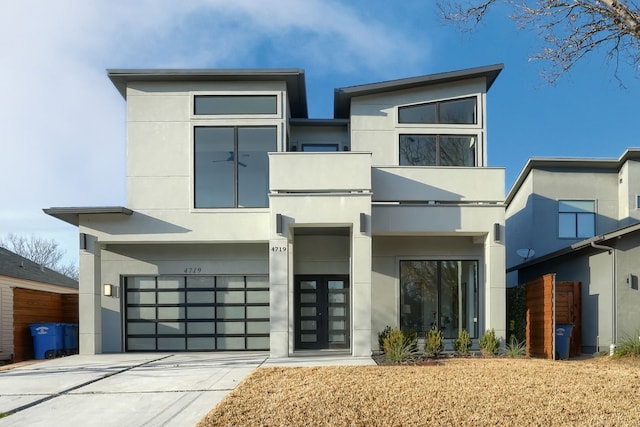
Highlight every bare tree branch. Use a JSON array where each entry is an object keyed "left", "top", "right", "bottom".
[
  {"left": 438, "top": 0, "right": 640, "bottom": 83},
  {"left": 1, "top": 233, "right": 78, "bottom": 280}
]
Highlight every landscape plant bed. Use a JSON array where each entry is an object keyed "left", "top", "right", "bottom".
[{"left": 198, "top": 357, "right": 640, "bottom": 426}]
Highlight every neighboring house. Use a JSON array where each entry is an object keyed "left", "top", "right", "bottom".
[
  {"left": 506, "top": 148, "right": 640, "bottom": 353},
  {"left": 0, "top": 247, "right": 78, "bottom": 362},
  {"left": 45, "top": 64, "right": 506, "bottom": 357}
]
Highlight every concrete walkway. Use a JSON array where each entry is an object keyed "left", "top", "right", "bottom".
[{"left": 0, "top": 352, "right": 374, "bottom": 426}]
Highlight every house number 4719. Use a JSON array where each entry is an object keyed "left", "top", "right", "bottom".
[{"left": 271, "top": 246, "right": 287, "bottom": 253}]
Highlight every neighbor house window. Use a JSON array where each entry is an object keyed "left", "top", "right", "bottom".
[
  {"left": 194, "top": 126, "right": 277, "bottom": 208},
  {"left": 399, "top": 135, "right": 476, "bottom": 166},
  {"left": 400, "top": 260, "right": 479, "bottom": 339},
  {"left": 398, "top": 97, "right": 476, "bottom": 124},
  {"left": 558, "top": 200, "right": 595, "bottom": 238},
  {"left": 194, "top": 95, "right": 278, "bottom": 115}
]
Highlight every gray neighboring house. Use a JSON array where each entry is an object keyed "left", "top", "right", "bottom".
[
  {"left": 0, "top": 247, "right": 78, "bottom": 362},
  {"left": 506, "top": 148, "right": 640, "bottom": 354},
  {"left": 45, "top": 65, "right": 507, "bottom": 357}
]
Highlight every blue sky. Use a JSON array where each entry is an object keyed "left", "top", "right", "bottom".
[{"left": 2, "top": 0, "right": 638, "bottom": 266}]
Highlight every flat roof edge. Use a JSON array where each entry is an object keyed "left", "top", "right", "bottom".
[{"left": 43, "top": 206, "right": 133, "bottom": 227}]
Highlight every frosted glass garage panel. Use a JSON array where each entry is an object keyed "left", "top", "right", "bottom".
[
  {"left": 217, "top": 337, "right": 245, "bottom": 350},
  {"left": 247, "top": 337, "right": 269, "bottom": 350},
  {"left": 158, "top": 277, "right": 185, "bottom": 289},
  {"left": 129, "top": 277, "right": 156, "bottom": 289},
  {"left": 217, "top": 306, "right": 245, "bottom": 319},
  {"left": 158, "top": 338, "right": 186, "bottom": 351},
  {"left": 157, "top": 307, "right": 185, "bottom": 319},
  {"left": 247, "top": 321, "right": 270, "bottom": 334},
  {"left": 217, "top": 290, "right": 244, "bottom": 304},
  {"left": 128, "top": 338, "right": 156, "bottom": 351},
  {"left": 187, "top": 322, "right": 214, "bottom": 334},
  {"left": 217, "top": 322, "right": 245, "bottom": 334},
  {"left": 217, "top": 276, "right": 245, "bottom": 288},
  {"left": 187, "top": 337, "right": 215, "bottom": 350},
  {"left": 128, "top": 307, "right": 155, "bottom": 320},
  {"left": 158, "top": 292, "right": 184, "bottom": 304},
  {"left": 246, "top": 276, "right": 269, "bottom": 288},
  {"left": 128, "top": 292, "right": 155, "bottom": 304},
  {"left": 157, "top": 322, "right": 185, "bottom": 334},
  {"left": 247, "top": 306, "right": 269, "bottom": 318},
  {"left": 187, "top": 306, "right": 215, "bottom": 318},
  {"left": 127, "top": 322, "right": 156, "bottom": 335},
  {"left": 247, "top": 291, "right": 269, "bottom": 304},
  {"left": 187, "top": 291, "right": 215, "bottom": 303},
  {"left": 187, "top": 277, "right": 215, "bottom": 288}
]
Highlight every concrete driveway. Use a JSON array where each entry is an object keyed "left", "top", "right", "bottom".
[
  {"left": 0, "top": 352, "right": 268, "bottom": 427},
  {"left": 0, "top": 352, "right": 374, "bottom": 426}
]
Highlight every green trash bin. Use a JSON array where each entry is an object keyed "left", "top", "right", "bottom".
[{"left": 555, "top": 323, "right": 574, "bottom": 360}]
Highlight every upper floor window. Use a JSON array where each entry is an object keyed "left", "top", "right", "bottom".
[
  {"left": 194, "top": 95, "right": 277, "bottom": 115},
  {"left": 398, "top": 97, "right": 477, "bottom": 125},
  {"left": 558, "top": 200, "right": 595, "bottom": 238},
  {"left": 399, "top": 135, "right": 476, "bottom": 166},
  {"left": 194, "top": 126, "right": 277, "bottom": 208}
]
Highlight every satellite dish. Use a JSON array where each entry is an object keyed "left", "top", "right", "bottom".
[{"left": 516, "top": 248, "right": 535, "bottom": 260}]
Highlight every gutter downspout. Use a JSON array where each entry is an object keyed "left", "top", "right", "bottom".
[{"left": 591, "top": 241, "right": 616, "bottom": 350}]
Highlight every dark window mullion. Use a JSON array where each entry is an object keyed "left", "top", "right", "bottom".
[{"left": 233, "top": 127, "right": 239, "bottom": 208}]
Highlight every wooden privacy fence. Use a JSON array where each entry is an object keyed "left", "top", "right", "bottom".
[
  {"left": 13, "top": 288, "right": 79, "bottom": 362},
  {"left": 526, "top": 274, "right": 581, "bottom": 359}
]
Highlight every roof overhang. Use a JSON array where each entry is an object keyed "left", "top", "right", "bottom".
[
  {"left": 333, "top": 63, "right": 504, "bottom": 118},
  {"left": 107, "top": 68, "right": 308, "bottom": 118},
  {"left": 43, "top": 206, "right": 133, "bottom": 227},
  {"left": 506, "top": 148, "right": 640, "bottom": 206},
  {"left": 507, "top": 221, "right": 640, "bottom": 272}
]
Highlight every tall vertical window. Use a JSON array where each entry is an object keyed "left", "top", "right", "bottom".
[
  {"left": 558, "top": 200, "right": 595, "bottom": 238},
  {"left": 400, "top": 260, "right": 478, "bottom": 339},
  {"left": 194, "top": 126, "right": 276, "bottom": 208},
  {"left": 399, "top": 135, "right": 476, "bottom": 166}
]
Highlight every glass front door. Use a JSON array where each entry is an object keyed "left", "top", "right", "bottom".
[{"left": 295, "top": 275, "right": 349, "bottom": 350}]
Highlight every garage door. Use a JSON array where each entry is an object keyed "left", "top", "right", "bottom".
[{"left": 124, "top": 275, "right": 269, "bottom": 351}]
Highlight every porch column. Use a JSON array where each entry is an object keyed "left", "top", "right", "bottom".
[
  {"left": 269, "top": 238, "right": 289, "bottom": 357},
  {"left": 78, "top": 235, "right": 101, "bottom": 354},
  {"left": 485, "top": 233, "right": 506, "bottom": 341},
  {"left": 352, "top": 231, "right": 372, "bottom": 356}
]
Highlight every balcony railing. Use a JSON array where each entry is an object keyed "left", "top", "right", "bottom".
[{"left": 269, "top": 152, "right": 372, "bottom": 193}]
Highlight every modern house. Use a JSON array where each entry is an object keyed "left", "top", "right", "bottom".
[
  {"left": 45, "top": 64, "right": 506, "bottom": 357},
  {"left": 0, "top": 247, "right": 78, "bottom": 362},
  {"left": 506, "top": 148, "right": 640, "bottom": 353}
]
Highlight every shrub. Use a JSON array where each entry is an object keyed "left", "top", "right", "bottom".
[
  {"left": 504, "top": 335, "right": 526, "bottom": 358},
  {"left": 453, "top": 329, "right": 472, "bottom": 356},
  {"left": 383, "top": 327, "right": 417, "bottom": 363},
  {"left": 479, "top": 328, "right": 500, "bottom": 356},
  {"left": 377, "top": 326, "right": 393, "bottom": 352},
  {"left": 613, "top": 335, "right": 640, "bottom": 358},
  {"left": 424, "top": 327, "right": 444, "bottom": 357},
  {"left": 403, "top": 328, "right": 418, "bottom": 352}
]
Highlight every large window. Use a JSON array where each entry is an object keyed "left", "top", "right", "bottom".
[
  {"left": 558, "top": 200, "right": 595, "bottom": 238},
  {"left": 399, "top": 135, "right": 476, "bottom": 166},
  {"left": 400, "top": 260, "right": 478, "bottom": 339},
  {"left": 194, "top": 95, "right": 277, "bottom": 115},
  {"left": 194, "top": 126, "right": 277, "bottom": 208},
  {"left": 398, "top": 97, "right": 476, "bottom": 124}
]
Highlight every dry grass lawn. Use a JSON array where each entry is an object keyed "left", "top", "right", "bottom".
[{"left": 197, "top": 357, "right": 640, "bottom": 427}]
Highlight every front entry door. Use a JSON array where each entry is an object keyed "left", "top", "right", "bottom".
[{"left": 295, "top": 275, "right": 349, "bottom": 350}]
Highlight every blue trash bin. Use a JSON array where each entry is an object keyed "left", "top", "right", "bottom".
[
  {"left": 63, "top": 323, "right": 79, "bottom": 355},
  {"left": 30, "top": 322, "right": 64, "bottom": 359},
  {"left": 555, "top": 323, "right": 574, "bottom": 360}
]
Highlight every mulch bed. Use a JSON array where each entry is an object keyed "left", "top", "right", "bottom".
[{"left": 197, "top": 356, "right": 640, "bottom": 426}]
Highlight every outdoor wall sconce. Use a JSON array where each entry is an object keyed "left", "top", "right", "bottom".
[
  {"left": 360, "top": 213, "right": 367, "bottom": 233},
  {"left": 276, "top": 213, "right": 283, "bottom": 234},
  {"left": 103, "top": 284, "right": 114, "bottom": 297},
  {"left": 494, "top": 223, "right": 501, "bottom": 242}
]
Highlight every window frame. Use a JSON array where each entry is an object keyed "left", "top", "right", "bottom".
[
  {"left": 398, "top": 133, "right": 478, "bottom": 167},
  {"left": 397, "top": 96, "right": 479, "bottom": 127},
  {"left": 191, "top": 92, "right": 282, "bottom": 120},
  {"left": 398, "top": 259, "right": 480, "bottom": 339},
  {"left": 558, "top": 200, "right": 596, "bottom": 239},
  {"left": 193, "top": 125, "right": 278, "bottom": 209}
]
